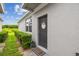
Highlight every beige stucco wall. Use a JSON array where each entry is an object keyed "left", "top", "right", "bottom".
[
  {"left": 32, "top": 3, "right": 79, "bottom": 56},
  {"left": 18, "top": 19, "right": 26, "bottom": 32},
  {"left": 0, "top": 20, "right": 2, "bottom": 32}
]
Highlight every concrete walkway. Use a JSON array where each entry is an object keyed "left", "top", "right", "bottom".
[
  {"left": 23, "top": 49, "right": 37, "bottom": 56},
  {"left": 18, "top": 47, "right": 36, "bottom": 56},
  {"left": 23, "top": 48, "right": 48, "bottom": 56},
  {"left": 0, "top": 43, "right": 5, "bottom": 52}
]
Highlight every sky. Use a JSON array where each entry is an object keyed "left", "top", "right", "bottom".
[{"left": 0, "top": 3, "right": 27, "bottom": 25}]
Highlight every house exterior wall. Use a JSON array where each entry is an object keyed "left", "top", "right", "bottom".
[
  {"left": 32, "top": 5, "right": 48, "bottom": 48},
  {"left": 0, "top": 20, "right": 2, "bottom": 32},
  {"left": 48, "top": 3, "right": 79, "bottom": 56},
  {"left": 32, "top": 3, "right": 79, "bottom": 56},
  {"left": 18, "top": 19, "right": 26, "bottom": 32}
]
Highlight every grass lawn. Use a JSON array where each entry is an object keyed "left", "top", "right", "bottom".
[
  {"left": 2, "top": 31, "right": 22, "bottom": 56},
  {"left": 2, "top": 28, "right": 19, "bottom": 32}
]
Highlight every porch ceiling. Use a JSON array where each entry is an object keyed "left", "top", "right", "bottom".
[
  {"left": 22, "top": 3, "right": 40, "bottom": 11},
  {"left": 0, "top": 3, "right": 4, "bottom": 13}
]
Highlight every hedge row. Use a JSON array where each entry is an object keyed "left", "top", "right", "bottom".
[
  {"left": 0, "top": 32, "right": 7, "bottom": 43},
  {"left": 15, "top": 31, "right": 32, "bottom": 49},
  {"left": 2, "top": 25, "right": 18, "bottom": 29}
]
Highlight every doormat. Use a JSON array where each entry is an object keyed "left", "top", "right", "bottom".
[{"left": 32, "top": 47, "right": 46, "bottom": 56}]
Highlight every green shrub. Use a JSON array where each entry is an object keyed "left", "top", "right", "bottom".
[
  {"left": 0, "top": 32, "right": 7, "bottom": 43},
  {"left": 15, "top": 31, "right": 32, "bottom": 49},
  {"left": 15, "top": 31, "right": 22, "bottom": 41},
  {"left": 21, "top": 33, "right": 32, "bottom": 49}
]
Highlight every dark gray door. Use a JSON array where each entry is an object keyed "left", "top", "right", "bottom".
[{"left": 38, "top": 15, "right": 47, "bottom": 49}]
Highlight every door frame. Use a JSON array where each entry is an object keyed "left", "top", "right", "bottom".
[{"left": 37, "top": 14, "right": 48, "bottom": 53}]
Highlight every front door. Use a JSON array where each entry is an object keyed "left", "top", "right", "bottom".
[{"left": 38, "top": 15, "right": 47, "bottom": 49}]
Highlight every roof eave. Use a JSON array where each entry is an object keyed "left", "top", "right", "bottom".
[
  {"left": 18, "top": 3, "right": 48, "bottom": 23},
  {"left": 22, "top": 3, "right": 41, "bottom": 12},
  {"left": 17, "top": 11, "right": 30, "bottom": 23},
  {"left": 0, "top": 3, "right": 4, "bottom": 13}
]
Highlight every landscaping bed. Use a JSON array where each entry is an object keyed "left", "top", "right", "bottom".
[
  {"left": 0, "top": 28, "right": 32, "bottom": 56},
  {"left": 1, "top": 31, "right": 22, "bottom": 56},
  {"left": 14, "top": 31, "right": 32, "bottom": 49}
]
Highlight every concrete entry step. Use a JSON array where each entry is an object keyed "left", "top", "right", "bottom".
[{"left": 32, "top": 47, "right": 46, "bottom": 56}]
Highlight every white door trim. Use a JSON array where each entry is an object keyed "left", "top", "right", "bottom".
[{"left": 37, "top": 45, "right": 48, "bottom": 53}]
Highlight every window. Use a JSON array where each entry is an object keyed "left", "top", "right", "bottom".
[
  {"left": 26, "top": 26, "right": 29, "bottom": 31},
  {"left": 26, "top": 19, "right": 32, "bottom": 32}
]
